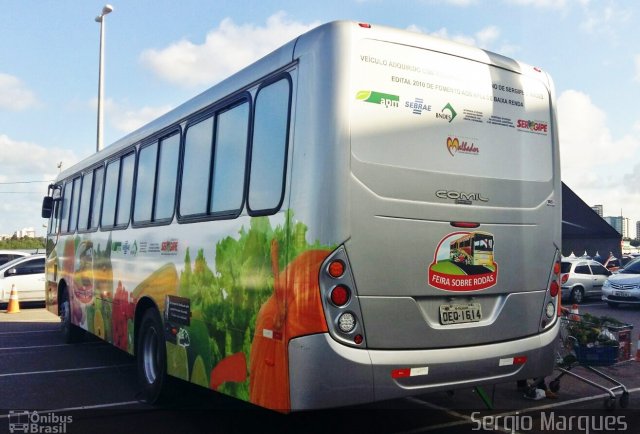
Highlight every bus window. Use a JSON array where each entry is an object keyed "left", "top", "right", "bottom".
[
  {"left": 101, "top": 159, "right": 120, "bottom": 228},
  {"left": 180, "top": 117, "right": 213, "bottom": 217},
  {"left": 67, "top": 177, "right": 81, "bottom": 233},
  {"left": 248, "top": 78, "right": 291, "bottom": 214},
  {"left": 116, "top": 152, "right": 135, "bottom": 227},
  {"left": 154, "top": 132, "right": 180, "bottom": 221},
  {"left": 59, "top": 182, "right": 71, "bottom": 234},
  {"left": 211, "top": 102, "right": 249, "bottom": 215},
  {"left": 90, "top": 167, "right": 104, "bottom": 230},
  {"left": 134, "top": 142, "right": 158, "bottom": 223},
  {"left": 77, "top": 172, "right": 94, "bottom": 231}
]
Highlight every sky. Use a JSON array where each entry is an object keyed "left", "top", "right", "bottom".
[{"left": 1, "top": 0, "right": 639, "bottom": 239}]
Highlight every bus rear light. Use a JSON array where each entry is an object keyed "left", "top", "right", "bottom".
[
  {"left": 338, "top": 312, "right": 356, "bottom": 333},
  {"left": 545, "top": 302, "right": 555, "bottom": 318},
  {"left": 450, "top": 221, "right": 480, "bottom": 228},
  {"left": 553, "top": 262, "right": 561, "bottom": 275},
  {"left": 327, "top": 260, "right": 345, "bottom": 278},
  {"left": 358, "top": 23, "right": 372, "bottom": 28},
  {"left": 320, "top": 246, "right": 367, "bottom": 347},
  {"left": 549, "top": 281, "right": 559, "bottom": 297},
  {"left": 330, "top": 285, "right": 350, "bottom": 306}
]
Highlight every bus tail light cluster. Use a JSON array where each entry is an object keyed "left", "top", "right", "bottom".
[
  {"left": 319, "top": 246, "right": 366, "bottom": 348},
  {"left": 540, "top": 250, "right": 561, "bottom": 330}
]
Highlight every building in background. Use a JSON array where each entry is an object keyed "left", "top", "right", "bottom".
[
  {"left": 15, "top": 227, "right": 36, "bottom": 238},
  {"left": 591, "top": 204, "right": 603, "bottom": 217},
  {"left": 603, "top": 216, "right": 630, "bottom": 239},
  {"left": 636, "top": 221, "right": 640, "bottom": 240}
]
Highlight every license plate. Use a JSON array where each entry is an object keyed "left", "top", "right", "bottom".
[
  {"left": 439, "top": 303, "right": 482, "bottom": 325},
  {"left": 615, "top": 291, "right": 630, "bottom": 297}
]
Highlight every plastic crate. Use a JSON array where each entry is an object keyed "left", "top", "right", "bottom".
[
  {"left": 574, "top": 344, "right": 618, "bottom": 366},
  {"left": 605, "top": 324, "right": 634, "bottom": 361}
]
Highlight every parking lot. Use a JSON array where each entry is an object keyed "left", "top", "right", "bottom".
[{"left": 0, "top": 301, "right": 638, "bottom": 434}]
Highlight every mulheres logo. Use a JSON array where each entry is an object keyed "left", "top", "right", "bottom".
[
  {"left": 447, "top": 137, "right": 479, "bottom": 156},
  {"left": 356, "top": 90, "right": 399, "bottom": 108}
]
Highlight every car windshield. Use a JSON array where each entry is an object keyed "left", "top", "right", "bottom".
[{"left": 620, "top": 258, "right": 640, "bottom": 274}]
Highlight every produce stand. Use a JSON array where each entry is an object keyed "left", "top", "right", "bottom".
[{"left": 549, "top": 312, "right": 633, "bottom": 409}]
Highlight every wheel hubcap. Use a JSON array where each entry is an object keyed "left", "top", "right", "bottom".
[{"left": 142, "top": 327, "right": 158, "bottom": 384}]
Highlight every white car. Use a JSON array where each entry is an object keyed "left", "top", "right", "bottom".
[
  {"left": 602, "top": 257, "right": 640, "bottom": 307},
  {"left": 0, "top": 249, "right": 31, "bottom": 267},
  {"left": 0, "top": 254, "right": 46, "bottom": 303}
]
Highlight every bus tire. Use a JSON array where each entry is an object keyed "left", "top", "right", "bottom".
[
  {"left": 137, "top": 308, "right": 169, "bottom": 404},
  {"left": 60, "top": 288, "right": 84, "bottom": 344}
]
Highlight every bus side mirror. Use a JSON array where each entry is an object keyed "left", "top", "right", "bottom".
[{"left": 42, "top": 196, "right": 53, "bottom": 219}]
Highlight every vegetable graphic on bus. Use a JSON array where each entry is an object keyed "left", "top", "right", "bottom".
[{"left": 429, "top": 231, "right": 498, "bottom": 291}]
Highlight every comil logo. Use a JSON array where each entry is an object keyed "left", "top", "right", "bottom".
[{"left": 517, "top": 119, "right": 548, "bottom": 134}]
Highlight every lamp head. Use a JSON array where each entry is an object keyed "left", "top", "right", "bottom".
[{"left": 102, "top": 5, "right": 114, "bottom": 15}]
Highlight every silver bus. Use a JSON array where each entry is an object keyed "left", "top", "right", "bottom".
[{"left": 42, "top": 21, "right": 562, "bottom": 412}]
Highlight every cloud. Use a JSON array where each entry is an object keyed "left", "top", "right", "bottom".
[
  {"left": 408, "top": 24, "right": 515, "bottom": 54},
  {"left": 0, "top": 73, "right": 39, "bottom": 111},
  {"left": 88, "top": 97, "right": 174, "bottom": 134},
  {"left": 0, "top": 134, "right": 78, "bottom": 236},
  {"left": 504, "top": 0, "right": 570, "bottom": 8},
  {"left": 140, "top": 12, "right": 320, "bottom": 89},
  {"left": 635, "top": 54, "right": 640, "bottom": 82},
  {"left": 558, "top": 90, "right": 640, "bottom": 225}
]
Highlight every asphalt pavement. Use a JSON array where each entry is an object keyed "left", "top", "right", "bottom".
[{"left": 0, "top": 302, "right": 638, "bottom": 434}]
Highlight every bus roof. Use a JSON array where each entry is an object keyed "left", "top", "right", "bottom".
[{"left": 56, "top": 20, "right": 552, "bottom": 182}]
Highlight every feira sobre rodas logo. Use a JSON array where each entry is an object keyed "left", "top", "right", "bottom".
[{"left": 428, "top": 231, "right": 498, "bottom": 291}]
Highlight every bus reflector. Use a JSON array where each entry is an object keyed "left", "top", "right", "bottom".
[
  {"left": 391, "top": 367, "right": 429, "bottom": 378},
  {"left": 354, "top": 334, "right": 363, "bottom": 345},
  {"left": 499, "top": 356, "right": 527, "bottom": 366}
]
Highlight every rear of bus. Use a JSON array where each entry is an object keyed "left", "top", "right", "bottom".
[{"left": 289, "top": 23, "right": 561, "bottom": 409}]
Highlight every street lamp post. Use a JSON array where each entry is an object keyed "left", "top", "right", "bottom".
[{"left": 95, "top": 4, "right": 114, "bottom": 153}]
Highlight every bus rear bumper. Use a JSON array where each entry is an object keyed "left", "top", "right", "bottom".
[{"left": 288, "top": 321, "right": 558, "bottom": 411}]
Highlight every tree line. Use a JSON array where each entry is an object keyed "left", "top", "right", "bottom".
[{"left": 0, "top": 236, "right": 46, "bottom": 251}]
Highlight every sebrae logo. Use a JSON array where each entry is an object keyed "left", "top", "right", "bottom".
[
  {"left": 447, "top": 137, "right": 479, "bottom": 156},
  {"left": 356, "top": 90, "right": 399, "bottom": 108}
]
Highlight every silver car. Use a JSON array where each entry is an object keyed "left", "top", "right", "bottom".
[
  {"left": 602, "top": 257, "right": 640, "bottom": 307},
  {"left": 561, "top": 259, "right": 612, "bottom": 304}
]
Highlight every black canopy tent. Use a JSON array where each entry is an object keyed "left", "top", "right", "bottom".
[{"left": 562, "top": 183, "right": 622, "bottom": 260}]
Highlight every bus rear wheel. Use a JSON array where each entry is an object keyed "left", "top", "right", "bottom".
[
  {"left": 137, "top": 308, "right": 169, "bottom": 404},
  {"left": 59, "top": 288, "right": 84, "bottom": 344}
]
